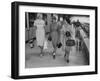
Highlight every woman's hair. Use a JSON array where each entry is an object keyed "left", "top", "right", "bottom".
[
  {"left": 65, "top": 31, "right": 71, "bottom": 37},
  {"left": 52, "top": 16, "right": 56, "bottom": 20},
  {"left": 63, "top": 16, "right": 71, "bottom": 25},
  {"left": 37, "top": 13, "right": 43, "bottom": 19}
]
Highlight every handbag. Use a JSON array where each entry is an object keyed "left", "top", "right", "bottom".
[
  {"left": 48, "top": 35, "right": 52, "bottom": 41},
  {"left": 57, "top": 42, "right": 62, "bottom": 48},
  {"left": 66, "top": 39, "right": 75, "bottom": 46}
]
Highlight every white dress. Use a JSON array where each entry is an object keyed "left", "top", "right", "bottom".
[{"left": 34, "top": 19, "right": 45, "bottom": 47}]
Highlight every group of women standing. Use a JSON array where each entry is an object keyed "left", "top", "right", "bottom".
[{"left": 34, "top": 13, "right": 75, "bottom": 63}]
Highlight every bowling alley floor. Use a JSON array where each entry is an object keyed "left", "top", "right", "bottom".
[{"left": 25, "top": 43, "right": 89, "bottom": 68}]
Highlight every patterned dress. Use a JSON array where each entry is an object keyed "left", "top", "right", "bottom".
[
  {"left": 61, "top": 22, "right": 73, "bottom": 51},
  {"left": 34, "top": 19, "right": 45, "bottom": 47}
]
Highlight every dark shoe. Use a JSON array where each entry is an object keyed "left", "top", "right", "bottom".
[
  {"left": 57, "top": 42, "right": 62, "bottom": 48},
  {"left": 53, "top": 53, "right": 56, "bottom": 59},
  {"left": 64, "top": 54, "right": 66, "bottom": 57},
  {"left": 66, "top": 59, "right": 69, "bottom": 63}
]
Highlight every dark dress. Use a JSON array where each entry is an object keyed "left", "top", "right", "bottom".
[
  {"left": 50, "top": 22, "right": 59, "bottom": 48},
  {"left": 74, "top": 21, "right": 81, "bottom": 39}
]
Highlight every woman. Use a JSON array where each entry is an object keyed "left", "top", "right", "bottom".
[
  {"left": 64, "top": 31, "right": 73, "bottom": 63},
  {"left": 34, "top": 13, "right": 45, "bottom": 57},
  {"left": 60, "top": 18, "right": 68, "bottom": 50},
  {"left": 58, "top": 17, "right": 64, "bottom": 46},
  {"left": 62, "top": 18, "right": 74, "bottom": 63},
  {"left": 74, "top": 20, "right": 81, "bottom": 51},
  {"left": 50, "top": 16, "right": 60, "bottom": 59}
]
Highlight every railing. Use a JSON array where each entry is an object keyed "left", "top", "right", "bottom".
[{"left": 79, "top": 27, "right": 89, "bottom": 52}]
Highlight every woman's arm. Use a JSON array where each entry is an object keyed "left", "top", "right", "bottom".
[
  {"left": 33, "top": 20, "right": 37, "bottom": 30},
  {"left": 44, "top": 21, "right": 46, "bottom": 31}
]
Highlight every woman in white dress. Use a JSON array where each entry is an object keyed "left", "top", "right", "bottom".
[{"left": 34, "top": 13, "right": 45, "bottom": 56}]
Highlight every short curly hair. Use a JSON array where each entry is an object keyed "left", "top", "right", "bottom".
[{"left": 65, "top": 31, "right": 71, "bottom": 37}]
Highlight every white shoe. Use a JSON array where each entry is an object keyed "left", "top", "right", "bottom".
[
  {"left": 40, "top": 54, "right": 43, "bottom": 57},
  {"left": 53, "top": 53, "right": 55, "bottom": 55}
]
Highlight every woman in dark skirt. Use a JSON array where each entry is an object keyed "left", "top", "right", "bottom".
[
  {"left": 74, "top": 20, "right": 81, "bottom": 51},
  {"left": 64, "top": 31, "right": 73, "bottom": 63},
  {"left": 50, "top": 16, "right": 60, "bottom": 59},
  {"left": 63, "top": 21, "right": 75, "bottom": 63}
]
